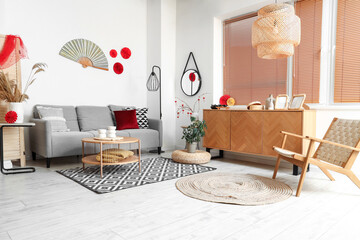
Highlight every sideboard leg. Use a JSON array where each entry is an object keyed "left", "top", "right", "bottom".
[
  {"left": 293, "top": 164, "right": 310, "bottom": 175},
  {"left": 46, "top": 158, "right": 51, "bottom": 168},
  {"left": 219, "top": 150, "right": 224, "bottom": 158},
  {"left": 32, "top": 152, "right": 36, "bottom": 160},
  {"left": 206, "top": 148, "right": 224, "bottom": 159}
]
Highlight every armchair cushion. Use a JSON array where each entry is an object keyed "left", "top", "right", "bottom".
[{"left": 274, "top": 147, "right": 296, "bottom": 158}]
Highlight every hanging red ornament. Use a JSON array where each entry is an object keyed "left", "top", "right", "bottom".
[
  {"left": 5, "top": 111, "right": 17, "bottom": 123},
  {"left": 109, "top": 49, "right": 117, "bottom": 58},
  {"left": 121, "top": 47, "right": 131, "bottom": 59},
  {"left": 113, "top": 62, "right": 124, "bottom": 74}
]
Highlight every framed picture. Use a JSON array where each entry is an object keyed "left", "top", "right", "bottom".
[
  {"left": 289, "top": 94, "right": 306, "bottom": 110},
  {"left": 274, "top": 94, "right": 289, "bottom": 109}
]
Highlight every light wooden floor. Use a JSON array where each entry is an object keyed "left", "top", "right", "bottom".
[{"left": 1, "top": 152, "right": 360, "bottom": 240}]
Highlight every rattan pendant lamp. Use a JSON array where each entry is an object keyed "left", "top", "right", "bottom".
[{"left": 252, "top": 2, "right": 301, "bottom": 59}]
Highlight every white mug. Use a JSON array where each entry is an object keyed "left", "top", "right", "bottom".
[
  {"left": 98, "top": 133, "right": 106, "bottom": 138},
  {"left": 107, "top": 126, "right": 116, "bottom": 131},
  {"left": 98, "top": 129, "right": 106, "bottom": 134}
]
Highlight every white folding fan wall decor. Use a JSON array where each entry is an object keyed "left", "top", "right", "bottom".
[{"left": 59, "top": 38, "right": 109, "bottom": 71}]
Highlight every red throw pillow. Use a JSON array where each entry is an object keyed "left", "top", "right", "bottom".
[{"left": 114, "top": 110, "right": 139, "bottom": 130}]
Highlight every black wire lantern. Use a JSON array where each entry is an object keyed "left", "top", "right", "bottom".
[{"left": 146, "top": 65, "right": 162, "bottom": 119}]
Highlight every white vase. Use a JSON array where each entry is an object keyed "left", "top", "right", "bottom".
[
  {"left": 265, "top": 94, "right": 275, "bottom": 110},
  {"left": 9, "top": 102, "right": 24, "bottom": 123}
]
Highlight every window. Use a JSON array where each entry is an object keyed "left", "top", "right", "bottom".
[
  {"left": 293, "top": 0, "right": 322, "bottom": 103},
  {"left": 223, "top": 14, "right": 287, "bottom": 105},
  {"left": 334, "top": 0, "right": 360, "bottom": 103}
]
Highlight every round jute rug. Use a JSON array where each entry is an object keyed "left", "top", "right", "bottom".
[{"left": 176, "top": 173, "right": 293, "bottom": 205}]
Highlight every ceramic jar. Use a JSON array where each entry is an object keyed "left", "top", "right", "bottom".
[{"left": 265, "top": 94, "right": 275, "bottom": 110}]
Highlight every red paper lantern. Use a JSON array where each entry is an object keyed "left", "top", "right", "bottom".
[
  {"left": 113, "top": 62, "right": 124, "bottom": 74},
  {"left": 109, "top": 49, "right": 117, "bottom": 58},
  {"left": 5, "top": 111, "right": 17, "bottom": 123},
  {"left": 121, "top": 47, "right": 131, "bottom": 59},
  {"left": 220, "top": 95, "right": 231, "bottom": 105}
]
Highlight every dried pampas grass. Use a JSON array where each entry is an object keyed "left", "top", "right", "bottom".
[{"left": 0, "top": 63, "right": 47, "bottom": 102}]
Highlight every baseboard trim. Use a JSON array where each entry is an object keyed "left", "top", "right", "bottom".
[{"left": 223, "top": 151, "right": 292, "bottom": 169}]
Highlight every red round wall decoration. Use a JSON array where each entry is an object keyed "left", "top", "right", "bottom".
[
  {"left": 121, "top": 47, "right": 131, "bottom": 59},
  {"left": 113, "top": 62, "right": 124, "bottom": 74},
  {"left": 109, "top": 49, "right": 117, "bottom": 58}
]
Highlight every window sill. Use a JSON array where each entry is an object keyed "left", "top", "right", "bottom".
[{"left": 307, "top": 104, "right": 360, "bottom": 111}]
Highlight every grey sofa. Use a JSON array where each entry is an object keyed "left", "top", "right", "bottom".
[{"left": 30, "top": 105, "right": 162, "bottom": 168}]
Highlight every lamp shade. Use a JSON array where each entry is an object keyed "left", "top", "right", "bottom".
[
  {"left": 146, "top": 72, "right": 160, "bottom": 91},
  {"left": 252, "top": 3, "right": 301, "bottom": 59}
]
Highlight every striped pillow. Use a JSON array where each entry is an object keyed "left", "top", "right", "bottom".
[{"left": 36, "top": 106, "right": 69, "bottom": 132}]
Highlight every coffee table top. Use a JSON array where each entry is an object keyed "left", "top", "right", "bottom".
[{"left": 82, "top": 137, "right": 139, "bottom": 144}]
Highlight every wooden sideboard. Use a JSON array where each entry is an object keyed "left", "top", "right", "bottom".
[{"left": 203, "top": 109, "right": 316, "bottom": 158}]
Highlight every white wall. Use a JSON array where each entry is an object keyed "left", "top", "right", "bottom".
[
  {"left": 147, "top": 0, "right": 162, "bottom": 120},
  {"left": 1, "top": 0, "right": 149, "bottom": 157},
  {"left": 2, "top": 0, "right": 148, "bottom": 118},
  {"left": 175, "top": 0, "right": 274, "bottom": 149}
]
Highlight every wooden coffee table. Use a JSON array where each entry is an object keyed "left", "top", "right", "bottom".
[{"left": 81, "top": 137, "right": 141, "bottom": 178}]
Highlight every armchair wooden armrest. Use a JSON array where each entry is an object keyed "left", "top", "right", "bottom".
[
  {"left": 305, "top": 136, "right": 360, "bottom": 152},
  {"left": 280, "top": 131, "right": 308, "bottom": 140}
]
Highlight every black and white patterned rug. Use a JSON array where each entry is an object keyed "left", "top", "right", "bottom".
[{"left": 57, "top": 157, "right": 216, "bottom": 194}]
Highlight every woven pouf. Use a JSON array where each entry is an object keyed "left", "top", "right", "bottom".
[{"left": 171, "top": 150, "right": 211, "bottom": 164}]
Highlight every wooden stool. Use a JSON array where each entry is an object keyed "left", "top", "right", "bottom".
[{"left": 171, "top": 150, "right": 211, "bottom": 164}]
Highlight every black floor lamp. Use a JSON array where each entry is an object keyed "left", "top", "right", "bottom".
[{"left": 147, "top": 65, "right": 164, "bottom": 153}]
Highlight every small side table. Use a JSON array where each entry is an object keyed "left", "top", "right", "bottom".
[{"left": 0, "top": 123, "right": 36, "bottom": 175}]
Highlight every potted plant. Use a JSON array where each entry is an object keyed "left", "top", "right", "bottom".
[
  {"left": 0, "top": 63, "right": 47, "bottom": 122},
  {"left": 182, "top": 116, "right": 207, "bottom": 153}
]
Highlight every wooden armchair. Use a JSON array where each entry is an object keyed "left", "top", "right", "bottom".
[{"left": 272, "top": 118, "right": 360, "bottom": 197}]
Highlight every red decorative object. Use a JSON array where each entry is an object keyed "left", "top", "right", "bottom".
[
  {"left": 189, "top": 72, "right": 196, "bottom": 82},
  {"left": 175, "top": 93, "right": 209, "bottom": 119},
  {"left": 5, "top": 111, "right": 17, "bottom": 123},
  {"left": 109, "top": 49, "right": 117, "bottom": 58},
  {"left": 114, "top": 110, "right": 139, "bottom": 130},
  {"left": 0, "top": 35, "right": 28, "bottom": 69},
  {"left": 113, "top": 62, "right": 124, "bottom": 74},
  {"left": 121, "top": 47, "right": 131, "bottom": 59},
  {"left": 220, "top": 95, "right": 231, "bottom": 105}
]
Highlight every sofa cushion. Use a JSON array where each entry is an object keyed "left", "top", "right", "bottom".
[
  {"left": 126, "top": 107, "right": 149, "bottom": 129},
  {"left": 108, "top": 105, "right": 135, "bottom": 124},
  {"left": 123, "top": 129, "right": 159, "bottom": 149},
  {"left": 114, "top": 110, "right": 139, "bottom": 130},
  {"left": 33, "top": 105, "right": 80, "bottom": 131},
  {"left": 76, "top": 106, "right": 114, "bottom": 131},
  {"left": 51, "top": 131, "right": 94, "bottom": 157},
  {"left": 87, "top": 130, "right": 130, "bottom": 138},
  {"left": 36, "top": 106, "right": 69, "bottom": 132}
]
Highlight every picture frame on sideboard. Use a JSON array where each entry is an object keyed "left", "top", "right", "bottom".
[
  {"left": 274, "top": 94, "right": 289, "bottom": 110},
  {"left": 289, "top": 94, "right": 306, "bottom": 110}
]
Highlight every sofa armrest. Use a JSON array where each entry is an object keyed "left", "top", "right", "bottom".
[
  {"left": 29, "top": 119, "right": 52, "bottom": 158},
  {"left": 148, "top": 118, "right": 163, "bottom": 146}
]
